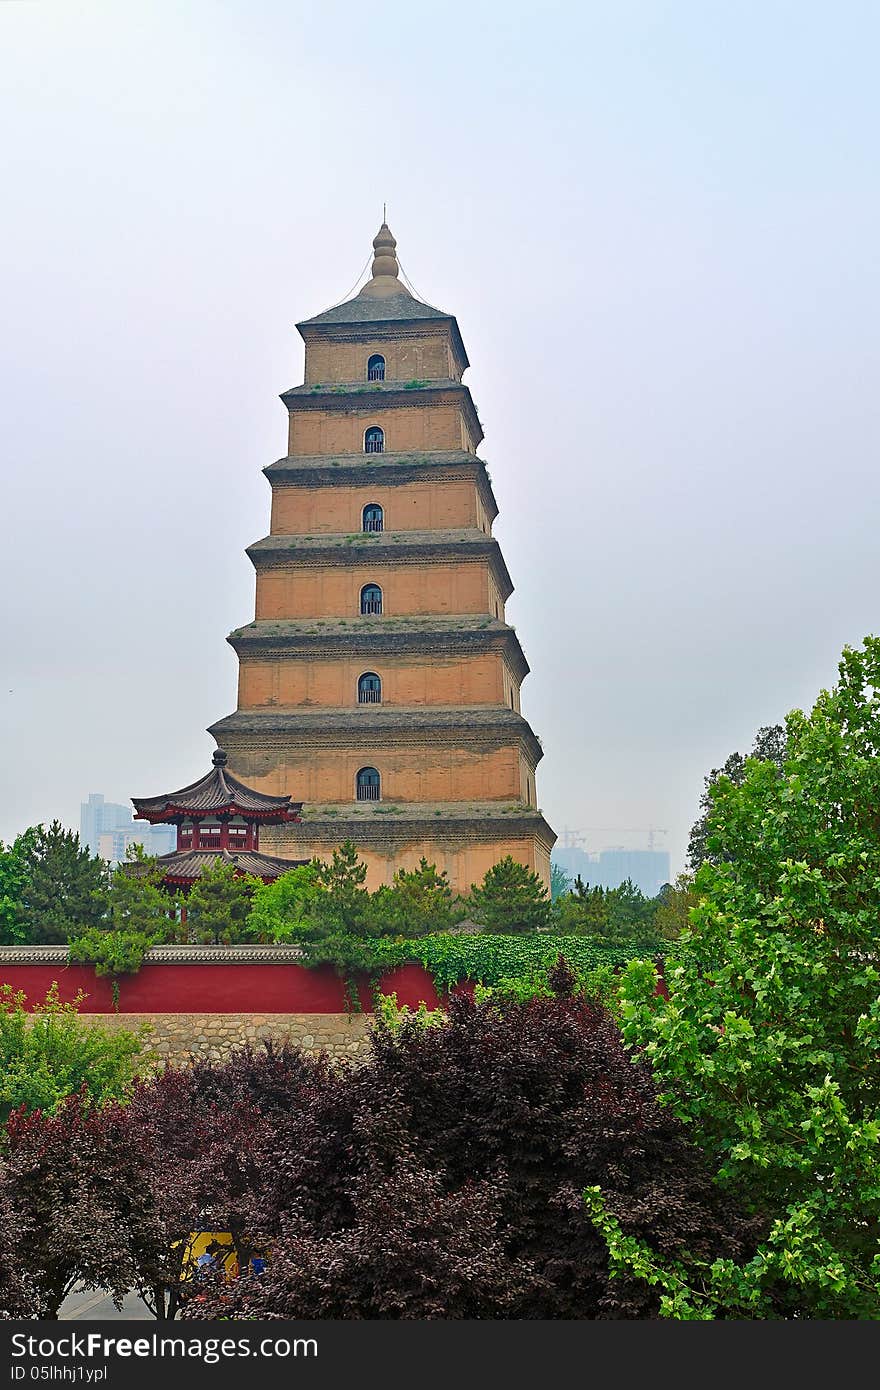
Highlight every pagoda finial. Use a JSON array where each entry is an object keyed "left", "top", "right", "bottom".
[{"left": 361, "top": 219, "right": 401, "bottom": 299}]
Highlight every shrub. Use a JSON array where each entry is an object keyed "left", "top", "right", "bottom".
[
  {"left": 69, "top": 852, "right": 176, "bottom": 989},
  {"left": 186, "top": 987, "right": 756, "bottom": 1319},
  {"left": 370, "top": 859, "right": 461, "bottom": 937},
  {"left": 248, "top": 863, "right": 322, "bottom": 943},
  {"left": 0, "top": 984, "right": 141, "bottom": 1120},
  {"left": 118, "top": 1045, "right": 331, "bottom": 1318},
  {"left": 3, "top": 1095, "right": 143, "bottom": 1317}
]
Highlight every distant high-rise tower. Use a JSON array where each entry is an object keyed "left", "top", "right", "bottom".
[
  {"left": 80, "top": 793, "right": 133, "bottom": 856},
  {"left": 210, "top": 222, "right": 556, "bottom": 890}
]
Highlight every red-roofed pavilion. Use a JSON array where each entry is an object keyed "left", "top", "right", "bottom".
[{"left": 132, "top": 749, "right": 306, "bottom": 889}]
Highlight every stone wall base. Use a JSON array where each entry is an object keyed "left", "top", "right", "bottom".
[{"left": 82, "top": 1012, "right": 374, "bottom": 1068}]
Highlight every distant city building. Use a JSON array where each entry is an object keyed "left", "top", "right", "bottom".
[
  {"left": 97, "top": 825, "right": 177, "bottom": 866},
  {"left": 552, "top": 846, "right": 671, "bottom": 899},
  {"left": 80, "top": 793, "right": 135, "bottom": 856},
  {"left": 81, "top": 793, "right": 175, "bottom": 865}
]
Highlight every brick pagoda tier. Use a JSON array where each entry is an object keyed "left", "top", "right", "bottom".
[{"left": 210, "top": 222, "right": 556, "bottom": 891}]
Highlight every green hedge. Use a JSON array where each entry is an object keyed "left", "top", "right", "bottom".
[{"left": 371, "top": 933, "right": 664, "bottom": 992}]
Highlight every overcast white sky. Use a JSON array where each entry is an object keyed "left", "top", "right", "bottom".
[{"left": 2, "top": 0, "right": 878, "bottom": 873}]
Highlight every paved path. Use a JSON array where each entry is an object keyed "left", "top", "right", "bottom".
[{"left": 57, "top": 1286, "right": 151, "bottom": 1320}]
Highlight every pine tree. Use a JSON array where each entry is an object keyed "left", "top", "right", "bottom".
[
  {"left": 372, "top": 858, "right": 459, "bottom": 937},
  {"left": 467, "top": 856, "right": 551, "bottom": 934},
  {"left": 18, "top": 822, "right": 107, "bottom": 944},
  {"left": 185, "top": 861, "right": 260, "bottom": 945}
]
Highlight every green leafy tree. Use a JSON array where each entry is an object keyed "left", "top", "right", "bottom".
[
  {"left": 0, "top": 984, "right": 141, "bottom": 1119},
  {"left": 371, "top": 859, "right": 460, "bottom": 937},
  {"left": 605, "top": 637, "right": 880, "bottom": 1317},
  {"left": 0, "top": 828, "right": 38, "bottom": 945},
  {"left": 69, "top": 850, "right": 175, "bottom": 986},
  {"left": 651, "top": 873, "right": 696, "bottom": 941},
  {"left": 310, "top": 842, "right": 373, "bottom": 935},
  {"left": 106, "top": 849, "right": 176, "bottom": 936},
  {"left": 246, "top": 862, "right": 322, "bottom": 943},
  {"left": 604, "top": 878, "right": 655, "bottom": 937},
  {"left": 467, "top": 856, "right": 551, "bottom": 934},
  {"left": 299, "top": 843, "right": 383, "bottom": 980},
  {"left": 553, "top": 876, "right": 609, "bottom": 934},
  {"left": 687, "top": 724, "right": 787, "bottom": 870},
  {"left": 553, "top": 876, "right": 654, "bottom": 939},
  {"left": 185, "top": 861, "right": 261, "bottom": 945},
  {"left": 9, "top": 822, "right": 108, "bottom": 944}
]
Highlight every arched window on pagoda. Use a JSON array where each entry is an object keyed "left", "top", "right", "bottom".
[
  {"left": 362, "top": 503, "right": 384, "bottom": 533},
  {"left": 360, "top": 584, "right": 382, "bottom": 615},
  {"left": 358, "top": 672, "right": 382, "bottom": 704},
  {"left": 356, "top": 767, "right": 381, "bottom": 801},
  {"left": 367, "top": 354, "right": 385, "bottom": 381},
  {"left": 364, "top": 425, "right": 384, "bottom": 454}
]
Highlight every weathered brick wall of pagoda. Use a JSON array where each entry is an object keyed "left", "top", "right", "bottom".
[{"left": 209, "top": 221, "right": 556, "bottom": 892}]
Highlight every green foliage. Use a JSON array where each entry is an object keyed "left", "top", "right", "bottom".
[
  {"left": 374, "top": 991, "right": 446, "bottom": 1034},
  {"left": 553, "top": 875, "right": 661, "bottom": 939},
  {"left": 0, "top": 828, "right": 38, "bottom": 945},
  {"left": 68, "top": 926, "right": 158, "bottom": 979},
  {"left": 107, "top": 849, "right": 176, "bottom": 938},
  {"left": 292, "top": 844, "right": 388, "bottom": 992},
  {"left": 553, "top": 876, "right": 608, "bottom": 933},
  {"left": 0, "top": 823, "right": 107, "bottom": 945},
  {"left": 0, "top": 984, "right": 140, "bottom": 1119},
  {"left": 549, "top": 862, "right": 571, "bottom": 901},
  {"left": 370, "top": 858, "right": 460, "bottom": 937},
  {"left": 373, "top": 931, "right": 662, "bottom": 994},
  {"left": 69, "top": 851, "right": 174, "bottom": 982},
  {"left": 608, "top": 637, "right": 880, "bottom": 1317},
  {"left": 687, "top": 723, "right": 787, "bottom": 870},
  {"left": 185, "top": 860, "right": 261, "bottom": 945},
  {"left": 467, "top": 856, "right": 551, "bottom": 934},
  {"left": 552, "top": 874, "right": 690, "bottom": 943},
  {"left": 650, "top": 873, "right": 697, "bottom": 941},
  {"left": 475, "top": 956, "right": 624, "bottom": 1016},
  {"left": 248, "top": 862, "right": 322, "bottom": 943}
]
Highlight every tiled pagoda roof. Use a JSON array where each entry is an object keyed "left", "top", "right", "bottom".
[
  {"left": 298, "top": 289, "right": 448, "bottom": 328},
  {"left": 132, "top": 750, "right": 301, "bottom": 823},
  {"left": 148, "top": 847, "right": 307, "bottom": 886}
]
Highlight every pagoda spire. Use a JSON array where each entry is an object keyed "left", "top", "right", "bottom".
[{"left": 360, "top": 219, "right": 402, "bottom": 298}]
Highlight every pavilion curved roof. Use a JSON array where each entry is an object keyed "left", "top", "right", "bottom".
[
  {"left": 132, "top": 750, "right": 300, "bottom": 823},
  {"left": 151, "top": 848, "right": 307, "bottom": 886}
]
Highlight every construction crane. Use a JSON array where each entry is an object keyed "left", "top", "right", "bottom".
[{"left": 559, "top": 827, "right": 668, "bottom": 852}]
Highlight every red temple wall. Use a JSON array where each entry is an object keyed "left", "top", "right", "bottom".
[{"left": 0, "top": 961, "right": 447, "bottom": 1014}]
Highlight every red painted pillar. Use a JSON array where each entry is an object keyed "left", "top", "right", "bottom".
[
  {"left": 191, "top": 818, "right": 200, "bottom": 850},
  {"left": 220, "top": 819, "right": 229, "bottom": 850}
]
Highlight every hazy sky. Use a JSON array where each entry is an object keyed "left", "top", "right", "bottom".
[{"left": 2, "top": 0, "right": 878, "bottom": 873}]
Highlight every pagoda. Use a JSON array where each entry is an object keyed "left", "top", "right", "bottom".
[
  {"left": 131, "top": 749, "right": 305, "bottom": 889},
  {"left": 209, "top": 222, "right": 556, "bottom": 891}
]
